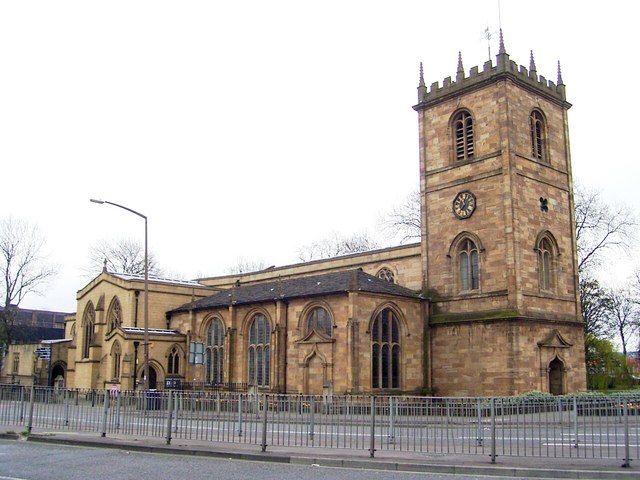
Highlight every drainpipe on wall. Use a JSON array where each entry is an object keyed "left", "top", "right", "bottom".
[{"left": 134, "top": 290, "right": 140, "bottom": 328}]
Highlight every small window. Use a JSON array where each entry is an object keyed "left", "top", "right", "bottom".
[
  {"left": 459, "top": 238, "right": 479, "bottom": 291},
  {"left": 530, "top": 110, "right": 546, "bottom": 162},
  {"left": 12, "top": 352, "right": 20, "bottom": 373},
  {"left": 112, "top": 342, "right": 121, "bottom": 379},
  {"left": 453, "top": 110, "right": 475, "bottom": 161},
  {"left": 306, "top": 307, "right": 332, "bottom": 337},
  {"left": 376, "top": 267, "right": 395, "bottom": 284}
]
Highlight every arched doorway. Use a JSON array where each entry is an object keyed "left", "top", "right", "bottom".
[
  {"left": 51, "top": 364, "right": 65, "bottom": 388},
  {"left": 548, "top": 358, "right": 565, "bottom": 395},
  {"left": 140, "top": 365, "right": 158, "bottom": 389}
]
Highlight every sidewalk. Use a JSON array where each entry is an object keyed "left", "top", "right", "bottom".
[{"left": 0, "top": 426, "right": 636, "bottom": 479}]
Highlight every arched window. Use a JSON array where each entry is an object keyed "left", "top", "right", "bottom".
[
  {"left": 82, "top": 303, "right": 95, "bottom": 359},
  {"left": 112, "top": 342, "right": 121, "bottom": 379},
  {"left": 453, "top": 110, "right": 475, "bottom": 161},
  {"left": 248, "top": 314, "right": 270, "bottom": 387},
  {"left": 376, "top": 267, "right": 395, "bottom": 284},
  {"left": 168, "top": 346, "right": 180, "bottom": 375},
  {"left": 205, "top": 319, "right": 224, "bottom": 384},
  {"left": 536, "top": 234, "right": 557, "bottom": 291},
  {"left": 306, "top": 307, "right": 332, "bottom": 337},
  {"left": 530, "top": 110, "right": 546, "bottom": 162},
  {"left": 107, "top": 297, "right": 122, "bottom": 332},
  {"left": 371, "top": 308, "right": 400, "bottom": 389},
  {"left": 459, "top": 238, "right": 479, "bottom": 291}
]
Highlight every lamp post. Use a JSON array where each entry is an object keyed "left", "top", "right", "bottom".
[{"left": 90, "top": 199, "right": 149, "bottom": 390}]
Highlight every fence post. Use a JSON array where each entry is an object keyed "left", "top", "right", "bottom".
[
  {"left": 261, "top": 394, "right": 268, "bottom": 452},
  {"left": 476, "top": 398, "right": 483, "bottom": 447},
  {"left": 622, "top": 400, "right": 631, "bottom": 468},
  {"left": 573, "top": 396, "right": 579, "bottom": 449},
  {"left": 165, "top": 391, "right": 174, "bottom": 445},
  {"left": 115, "top": 391, "right": 122, "bottom": 430},
  {"left": 19, "top": 386, "right": 25, "bottom": 422},
  {"left": 388, "top": 397, "right": 396, "bottom": 444},
  {"left": 64, "top": 389, "right": 70, "bottom": 426},
  {"left": 100, "top": 390, "right": 109, "bottom": 437},
  {"left": 490, "top": 398, "right": 496, "bottom": 464},
  {"left": 173, "top": 392, "right": 180, "bottom": 433},
  {"left": 369, "top": 396, "right": 376, "bottom": 458},
  {"left": 26, "top": 385, "right": 35, "bottom": 433},
  {"left": 236, "top": 394, "right": 243, "bottom": 437},
  {"left": 309, "top": 396, "right": 315, "bottom": 441}
]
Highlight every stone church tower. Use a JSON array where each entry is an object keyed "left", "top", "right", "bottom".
[{"left": 414, "top": 34, "right": 587, "bottom": 396}]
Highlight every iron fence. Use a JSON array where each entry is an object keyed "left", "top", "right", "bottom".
[{"left": 1, "top": 384, "right": 638, "bottom": 467}]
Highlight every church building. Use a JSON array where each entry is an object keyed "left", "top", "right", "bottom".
[{"left": 44, "top": 36, "right": 587, "bottom": 396}]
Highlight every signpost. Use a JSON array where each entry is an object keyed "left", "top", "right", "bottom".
[{"left": 34, "top": 346, "right": 52, "bottom": 386}]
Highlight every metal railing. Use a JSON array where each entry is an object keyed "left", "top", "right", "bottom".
[{"left": 1, "top": 384, "right": 638, "bottom": 467}]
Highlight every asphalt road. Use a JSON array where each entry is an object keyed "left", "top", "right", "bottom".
[{"left": 0, "top": 439, "right": 553, "bottom": 480}]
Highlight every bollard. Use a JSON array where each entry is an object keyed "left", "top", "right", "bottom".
[
  {"left": 622, "top": 400, "right": 631, "bottom": 468},
  {"left": 165, "top": 391, "right": 174, "bottom": 445},
  {"left": 369, "top": 396, "right": 376, "bottom": 458},
  {"left": 27, "top": 385, "right": 35, "bottom": 433},
  {"left": 261, "top": 394, "right": 268, "bottom": 452},
  {"left": 100, "top": 389, "right": 109, "bottom": 437}
]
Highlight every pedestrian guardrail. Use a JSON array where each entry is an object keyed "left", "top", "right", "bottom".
[{"left": 0, "top": 384, "right": 638, "bottom": 467}]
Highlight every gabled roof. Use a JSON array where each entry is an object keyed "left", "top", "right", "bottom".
[{"left": 170, "top": 269, "right": 421, "bottom": 314}]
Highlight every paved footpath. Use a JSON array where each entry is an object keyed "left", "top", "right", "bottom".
[{"left": 0, "top": 426, "right": 636, "bottom": 480}]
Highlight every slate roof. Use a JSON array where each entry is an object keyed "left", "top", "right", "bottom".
[{"left": 170, "top": 269, "right": 421, "bottom": 314}]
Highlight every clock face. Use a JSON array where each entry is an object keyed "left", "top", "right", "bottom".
[{"left": 453, "top": 190, "right": 476, "bottom": 219}]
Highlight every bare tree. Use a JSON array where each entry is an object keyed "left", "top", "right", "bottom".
[
  {"left": 86, "top": 238, "right": 163, "bottom": 277},
  {"left": 298, "top": 232, "right": 379, "bottom": 262},
  {"left": 574, "top": 184, "right": 637, "bottom": 274},
  {"left": 0, "top": 217, "right": 57, "bottom": 365},
  {"left": 380, "top": 189, "right": 421, "bottom": 243},
  {"left": 604, "top": 287, "right": 639, "bottom": 355},
  {"left": 225, "top": 259, "right": 267, "bottom": 275}
]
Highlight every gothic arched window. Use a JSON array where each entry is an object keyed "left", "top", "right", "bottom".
[
  {"left": 306, "top": 307, "right": 332, "bottom": 337},
  {"left": 167, "top": 346, "right": 180, "bottom": 375},
  {"left": 536, "top": 234, "right": 556, "bottom": 291},
  {"left": 530, "top": 110, "right": 547, "bottom": 162},
  {"left": 82, "top": 303, "right": 95, "bottom": 359},
  {"left": 107, "top": 297, "right": 122, "bottom": 332},
  {"left": 371, "top": 308, "right": 400, "bottom": 389},
  {"left": 453, "top": 110, "right": 475, "bottom": 161},
  {"left": 459, "top": 238, "right": 479, "bottom": 291},
  {"left": 205, "top": 319, "right": 224, "bottom": 384},
  {"left": 112, "top": 342, "right": 121, "bottom": 379},
  {"left": 248, "top": 314, "right": 270, "bottom": 387}
]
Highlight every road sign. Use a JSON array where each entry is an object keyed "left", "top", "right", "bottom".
[
  {"left": 189, "top": 342, "right": 204, "bottom": 364},
  {"left": 34, "top": 346, "right": 51, "bottom": 360}
]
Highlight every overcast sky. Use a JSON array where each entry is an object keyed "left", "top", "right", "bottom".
[{"left": 1, "top": 1, "right": 638, "bottom": 313}]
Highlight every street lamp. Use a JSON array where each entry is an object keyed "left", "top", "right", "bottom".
[{"left": 90, "top": 199, "right": 150, "bottom": 390}]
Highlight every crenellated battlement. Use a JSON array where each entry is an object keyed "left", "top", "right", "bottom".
[{"left": 414, "top": 31, "right": 568, "bottom": 110}]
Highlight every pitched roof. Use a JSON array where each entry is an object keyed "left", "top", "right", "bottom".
[{"left": 170, "top": 269, "right": 421, "bottom": 314}]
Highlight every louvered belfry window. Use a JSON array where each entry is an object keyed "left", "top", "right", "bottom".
[{"left": 453, "top": 110, "right": 474, "bottom": 161}]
